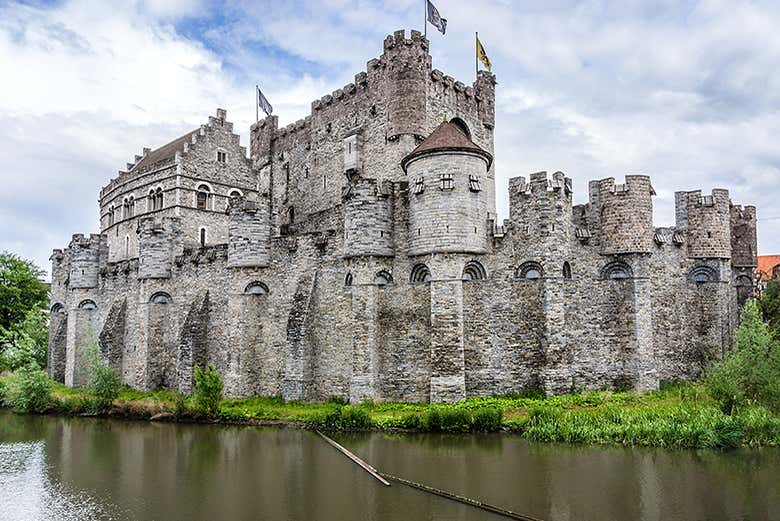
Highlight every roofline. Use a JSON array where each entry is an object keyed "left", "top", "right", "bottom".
[{"left": 401, "top": 146, "right": 493, "bottom": 172}]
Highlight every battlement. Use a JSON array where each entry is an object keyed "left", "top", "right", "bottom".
[
  {"left": 67, "top": 233, "right": 107, "bottom": 289},
  {"left": 589, "top": 175, "right": 655, "bottom": 255},
  {"left": 174, "top": 244, "right": 229, "bottom": 266},
  {"left": 676, "top": 189, "right": 732, "bottom": 259},
  {"left": 509, "top": 172, "right": 573, "bottom": 250},
  {"left": 730, "top": 204, "right": 758, "bottom": 268},
  {"left": 510, "top": 171, "right": 572, "bottom": 196}
]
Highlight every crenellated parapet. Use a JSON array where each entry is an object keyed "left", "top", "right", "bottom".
[
  {"left": 676, "top": 189, "right": 732, "bottom": 259},
  {"left": 343, "top": 177, "right": 394, "bottom": 258},
  {"left": 67, "top": 233, "right": 107, "bottom": 289},
  {"left": 381, "top": 29, "right": 431, "bottom": 140},
  {"left": 590, "top": 175, "right": 655, "bottom": 255}
]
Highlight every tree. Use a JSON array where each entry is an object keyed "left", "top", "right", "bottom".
[
  {"left": 0, "top": 308, "right": 48, "bottom": 370},
  {"left": 0, "top": 252, "right": 49, "bottom": 332},
  {"left": 759, "top": 279, "right": 780, "bottom": 338}
]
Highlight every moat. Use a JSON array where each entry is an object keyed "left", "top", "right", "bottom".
[{"left": 1, "top": 411, "right": 778, "bottom": 521}]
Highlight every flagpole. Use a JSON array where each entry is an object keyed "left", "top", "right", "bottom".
[
  {"left": 255, "top": 85, "right": 259, "bottom": 123},
  {"left": 424, "top": 0, "right": 427, "bottom": 38},
  {"left": 475, "top": 32, "right": 479, "bottom": 78}
]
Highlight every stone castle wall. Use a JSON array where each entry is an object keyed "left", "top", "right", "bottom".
[{"left": 48, "top": 30, "right": 758, "bottom": 403}]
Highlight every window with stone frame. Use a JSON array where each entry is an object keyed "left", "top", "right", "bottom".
[
  {"left": 155, "top": 187, "right": 163, "bottom": 210},
  {"left": 468, "top": 175, "right": 482, "bottom": 192},
  {"left": 413, "top": 176, "right": 425, "bottom": 194},
  {"left": 196, "top": 184, "right": 211, "bottom": 210},
  {"left": 216, "top": 150, "right": 227, "bottom": 163},
  {"left": 439, "top": 173, "right": 454, "bottom": 191}
]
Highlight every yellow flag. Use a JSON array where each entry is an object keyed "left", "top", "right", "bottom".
[{"left": 476, "top": 35, "right": 492, "bottom": 72}]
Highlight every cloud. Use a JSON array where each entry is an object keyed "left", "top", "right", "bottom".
[{"left": 1, "top": 0, "right": 779, "bottom": 280}]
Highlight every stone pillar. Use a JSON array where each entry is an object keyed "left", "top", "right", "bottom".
[
  {"left": 282, "top": 273, "right": 317, "bottom": 401},
  {"left": 633, "top": 275, "right": 657, "bottom": 391},
  {"left": 48, "top": 312, "right": 68, "bottom": 384},
  {"left": 349, "top": 283, "right": 378, "bottom": 403},
  {"left": 429, "top": 257, "right": 466, "bottom": 402},
  {"left": 542, "top": 278, "right": 571, "bottom": 394}
]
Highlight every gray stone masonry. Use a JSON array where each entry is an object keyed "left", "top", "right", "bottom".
[{"left": 49, "top": 29, "right": 758, "bottom": 403}]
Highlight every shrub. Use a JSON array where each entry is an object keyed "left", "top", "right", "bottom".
[
  {"left": 83, "top": 338, "right": 120, "bottom": 412},
  {"left": 472, "top": 407, "right": 503, "bottom": 431},
  {"left": 193, "top": 364, "right": 223, "bottom": 417},
  {"left": 399, "top": 412, "right": 423, "bottom": 429},
  {"left": 5, "top": 366, "right": 52, "bottom": 412},
  {"left": 705, "top": 300, "right": 780, "bottom": 414},
  {"left": 173, "top": 392, "right": 188, "bottom": 417},
  {"left": 314, "top": 405, "right": 373, "bottom": 430}
]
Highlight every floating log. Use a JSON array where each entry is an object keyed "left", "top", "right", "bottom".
[{"left": 316, "top": 431, "right": 390, "bottom": 486}]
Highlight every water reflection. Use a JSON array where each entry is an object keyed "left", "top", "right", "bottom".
[{"left": 0, "top": 411, "right": 778, "bottom": 521}]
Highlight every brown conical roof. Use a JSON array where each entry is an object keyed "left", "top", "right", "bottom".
[{"left": 401, "top": 121, "right": 493, "bottom": 171}]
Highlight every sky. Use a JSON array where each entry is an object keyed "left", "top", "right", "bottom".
[{"left": 1, "top": 0, "right": 779, "bottom": 279}]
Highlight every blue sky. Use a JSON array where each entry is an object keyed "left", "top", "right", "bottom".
[{"left": 1, "top": 0, "right": 779, "bottom": 278}]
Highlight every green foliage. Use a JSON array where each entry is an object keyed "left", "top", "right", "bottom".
[
  {"left": 759, "top": 279, "right": 780, "bottom": 338},
  {"left": 83, "top": 338, "right": 120, "bottom": 412},
  {"left": 193, "top": 364, "right": 223, "bottom": 417},
  {"left": 314, "top": 405, "right": 373, "bottom": 430},
  {"left": 0, "top": 252, "right": 49, "bottom": 334},
  {"left": 705, "top": 300, "right": 780, "bottom": 414},
  {"left": 0, "top": 307, "right": 49, "bottom": 372},
  {"left": 472, "top": 407, "right": 503, "bottom": 431},
  {"left": 4, "top": 366, "right": 52, "bottom": 413}
]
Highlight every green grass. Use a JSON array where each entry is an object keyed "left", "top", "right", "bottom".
[{"left": 1, "top": 374, "right": 778, "bottom": 448}]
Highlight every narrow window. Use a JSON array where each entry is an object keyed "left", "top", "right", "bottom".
[
  {"left": 128, "top": 196, "right": 135, "bottom": 218},
  {"left": 344, "top": 273, "right": 353, "bottom": 286},
  {"left": 200, "top": 228, "right": 206, "bottom": 247},
  {"left": 468, "top": 175, "right": 482, "bottom": 192},
  {"left": 563, "top": 261, "right": 572, "bottom": 279},
  {"left": 125, "top": 236, "right": 129, "bottom": 257},
  {"left": 156, "top": 187, "right": 163, "bottom": 210},
  {"left": 288, "top": 207, "right": 295, "bottom": 225},
  {"left": 440, "top": 173, "right": 454, "bottom": 191},
  {"left": 413, "top": 176, "right": 425, "bottom": 195},
  {"left": 148, "top": 189, "right": 156, "bottom": 211},
  {"left": 216, "top": 150, "right": 226, "bottom": 163}
]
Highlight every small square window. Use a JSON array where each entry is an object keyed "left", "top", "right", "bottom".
[
  {"left": 216, "top": 151, "right": 226, "bottom": 163},
  {"left": 440, "top": 173, "right": 454, "bottom": 191},
  {"left": 468, "top": 174, "right": 481, "bottom": 192},
  {"left": 413, "top": 176, "right": 425, "bottom": 194}
]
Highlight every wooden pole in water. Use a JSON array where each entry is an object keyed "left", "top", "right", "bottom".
[{"left": 316, "top": 431, "right": 390, "bottom": 486}]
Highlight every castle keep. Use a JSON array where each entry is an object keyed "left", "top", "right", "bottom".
[{"left": 48, "top": 30, "right": 758, "bottom": 402}]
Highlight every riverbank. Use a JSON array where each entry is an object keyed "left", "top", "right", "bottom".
[{"left": 1, "top": 374, "right": 778, "bottom": 449}]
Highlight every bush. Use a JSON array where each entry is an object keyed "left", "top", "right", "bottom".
[
  {"left": 472, "top": 407, "right": 503, "bottom": 431},
  {"left": 5, "top": 366, "right": 52, "bottom": 412},
  {"left": 314, "top": 405, "right": 373, "bottom": 430},
  {"left": 705, "top": 300, "right": 780, "bottom": 414},
  {"left": 193, "top": 364, "right": 223, "bottom": 417},
  {"left": 83, "top": 338, "right": 120, "bottom": 412}
]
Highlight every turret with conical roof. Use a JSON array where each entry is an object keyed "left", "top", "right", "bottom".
[{"left": 403, "top": 121, "right": 493, "bottom": 256}]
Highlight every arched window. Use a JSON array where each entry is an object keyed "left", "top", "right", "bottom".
[
  {"left": 374, "top": 270, "right": 393, "bottom": 286},
  {"left": 688, "top": 265, "right": 719, "bottom": 284},
  {"left": 450, "top": 117, "right": 471, "bottom": 138},
  {"left": 148, "top": 189, "right": 156, "bottom": 211},
  {"left": 78, "top": 299, "right": 97, "bottom": 310},
  {"left": 155, "top": 187, "right": 163, "bottom": 210},
  {"left": 199, "top": 227, "right": 207, "bottom": 247},
  {"left": 462, "top": 260, "right": 486, "bottom": 281},
  {"left": 107, "top": 208, "right": 114, "bottom": 226},
  {"left": 122, "top": 198, "right": 129, "bottom": 219},
  {"left": 410, "top": 263, "right": 432, "bottom": 283},
  {"left": 229, "top": 189, "right": 243, "bottom": 201},
  {"left": 601, "top": 260, "right": 633, "bottom": 280},
  {"left": 127, "top": 196, "right": 135, "bottom": 218},
  {"left": 51, "top": 303, "right": 65, "bottom": 313},
  {"left": 244, "top": 281, "right": 269, "bottom": 295},
  {"left": 125, "top": 235, "right": 130, "bottom": 257},
  {"left": 149, "top": 292, "right": 172, "bottom": 304},
  {"left": 518, "top": 261, "right": 544, "bottom": 280},
  {"left": 197, "top": 184, "right": 211, "bottom": 210},
  {"left": 344, "top": 273, "right": 353, "bottom": 286},
  {"left": 563, "top": 261, "right": 572, "bottom": 279},
  {"left": 288, "top": 206, "right": 295, "bottom": 225}
]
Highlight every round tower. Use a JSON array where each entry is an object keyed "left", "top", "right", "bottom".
[
  {"left": 678, "top": 189, "right": 732, "bottom": 259},
  {"left": 382, "top": 29, "right": 431, "bottom": 141},
  {"left": 343, "top": 178, "right": 394, "bottom": 258},
  {"left": 597, "top": 175, "right": 655, "bottom": 255},
  {"left": 68, "top": 233, "right": 104, "bottom": 289},
  {"left": 137, "top": 217, "right": 182, "bottom": 279},
  {"left": 402, "top": 121, "right": 492, "bottom": 256},
  {"left": 227, "top": 195, "right": 271, "bottom": 268}
]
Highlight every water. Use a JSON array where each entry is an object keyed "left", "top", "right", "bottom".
[{"left": 0, "top": 410, "right": 778, "bottom": 521}]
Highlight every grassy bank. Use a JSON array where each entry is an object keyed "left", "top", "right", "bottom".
[{"left": 1, "top": 374, "right": 778, "bottom": 449}]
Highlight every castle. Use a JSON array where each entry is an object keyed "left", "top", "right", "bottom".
[{"left": 47, "top": 30, "right": 758, "bottom": 403}]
